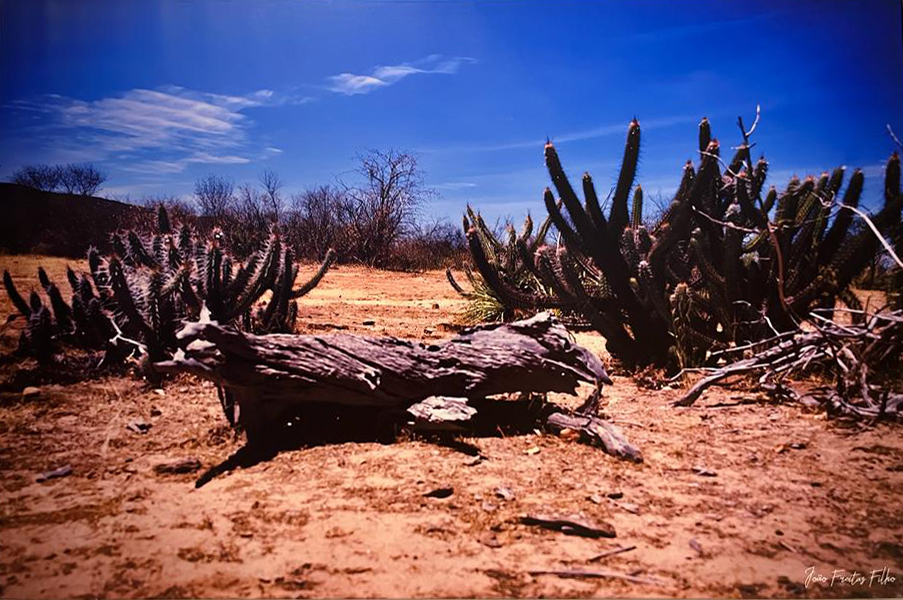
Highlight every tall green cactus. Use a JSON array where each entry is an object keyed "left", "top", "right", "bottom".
[{"left": 454, "top": 117, "right": 903, "bottom": 373}]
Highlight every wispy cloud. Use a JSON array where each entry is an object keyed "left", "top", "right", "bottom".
[
  {"left": 420, "top": 114, "right": 701, "bottom": 154},
  {"left": 5, "top": 86, "right": 310, "bottom": 174},
  {"left": 326, "top": 54, "right": 475, "bottom": 96},
  {"left": 434, "top": 181, "right": 478, "bottom": 191}
]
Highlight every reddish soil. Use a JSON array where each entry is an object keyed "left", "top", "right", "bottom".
[{"left": 1, "top": 256, "right": 901, "bottom": 599}]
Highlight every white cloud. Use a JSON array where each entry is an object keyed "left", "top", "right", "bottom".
[
  {"left": 6, "top": 86, "right": 310, "bottom": 174},
  {"left": 185, "top": 152, "right": 252, "bottom": 165},
  {"left": 434, "top": 181, "right": 478, "bottom": 190},
  {"left": 326, "top": 55, "right": 475, "bottom": 96},
  {"left": 326, "top": 74, "right": 388, "bottom": 96}
]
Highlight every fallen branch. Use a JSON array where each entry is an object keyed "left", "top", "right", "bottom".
[
  {"left": 673, "top": 309, "right": 903, "bottom": 420},
  {"left": 587, "top": 545, "right": 637, "bottom": 563},
  {"left": 528, "top": 568, "right": 661, "bottom": 585},
  {"left": 520, "top": 513, "right": 616, "bottom": 538}
]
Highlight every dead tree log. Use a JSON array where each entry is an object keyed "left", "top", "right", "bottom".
[{"left": 156, "top": 311, "right": 641, "bottom": 461}]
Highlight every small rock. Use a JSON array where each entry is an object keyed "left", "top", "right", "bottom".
[
  {"left": 524, "top": 446, "right": 541, "bottom": 456},
  {"left": 127, "top": 420, "right": 151, "bottom": 434},
  {"left": 423, "top": 327, "right": 435, "bottom": 334},
  {"left": 588, "top": 494, "right": 605, "bottom": 505},
  {"left": 481, "top": 502, "right": 498, "bottom": 512},
  {"left": 558, "top": 427, "right": 580, "bottom": 442},
  {"left": 36, "top": 464, "right": 72, "bottom": 482},
  {"left": 154, "top": 458, "right": 201, "bottom": 475},
  {"left": 495, "top": 487, "right": 515, "bottom": 501},
  {"left": 423, "top": 487, "right": 454, "bottom": 499},
  {"left": 789, "top": 442, "right": 806, "bottom": 450},
  {"left": 616, "top": 502, "right": 640, "bottom": 514},
  {"left": 606, "top": 491, "right": 624, "bottom": 500},
  {"left": 432, "top": 303, "right": 440, "bottom": 310},
  {"left": 689, "top": 538, "right": 703, "bottom": 555},
  {"left": 150, "top": 407, "right": 162, "bottom": 417},
  {"left": 153, "top": 388, "right": 165, "bottom": 396},
  {"left": 21, "top": 386, "right": 41, "bottom": 399},
  {"left": 692, "top": 466, "right": 717, "bottom": 477},
  {"left": 480, "top": 533, "right": 503, "bottom": 548},
  {"left": 362, "top": 319, "right": 375, "bottom": 326}
]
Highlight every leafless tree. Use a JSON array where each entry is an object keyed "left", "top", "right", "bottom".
[
  {"left": 227, "top": 183, "right": 274, "bottom": 256},
  {"left": 286, "top": 185, "right": 349, "bottom": 260},
  {"left": 59, "top": 163, "right": 107, "bottom": 196},
  {"left": 258, "top": 169, "right": 283, "bottom": 221},
  {"left": 9, "top": 164, "right": 63, "bottom": 191},
  {"left": 342, "top": 149, "right": 435, "bottom": 267},
  {"left": 194, "top": 174, "right": 235, "bottom": 220}
]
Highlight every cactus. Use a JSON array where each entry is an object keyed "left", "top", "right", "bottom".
[
  {"left": 456, "top": 117, "right": 903, "bottom": 373},
  {"left": 4, "top": 207, "right": 336, "bottom": 366}
]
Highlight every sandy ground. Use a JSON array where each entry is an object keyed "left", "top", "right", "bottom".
[{"left": 1, "top": 256, "right": 902, "bottom": 599}]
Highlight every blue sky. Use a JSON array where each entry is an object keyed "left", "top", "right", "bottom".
[{"left": 1, "top": 0, "right": 902, "bottom": 224}]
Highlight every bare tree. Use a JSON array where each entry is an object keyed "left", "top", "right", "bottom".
[
  {"left": 9, "top": 164, "right": 63, "bottom": 191},
  {"left": 229, "top": 183, "right": 273, "bottom": 257},
  {"left": 286, "top": 185, "right": 349, "bottom": 260},
  {"left": 10, "top": 163, "right": 107, "bottom": 195},
  {"left": 194, "top": 174, "right": 235, "bottom": 220},
  {"left": 59, "top": 163, "right": 107, "bottom": 196},
  {"left": 258, "top": 169, "right": 283, "bottom": 221},
  {"left": 342, "top": 149, "right": 434, "bottom": 267}
]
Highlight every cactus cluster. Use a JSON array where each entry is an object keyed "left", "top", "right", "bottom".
[
  {"left": 3, "top": 266, "right": 114, "bottom": 364},
  {"left": 455, "top": 117, "right": 903, "bottom": 371},
  {"left": 4, "top": 205, "right": 335, "bottom": 365}
]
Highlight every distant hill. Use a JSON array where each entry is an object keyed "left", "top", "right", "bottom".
[{"left": 0, "top": 183, "right": 151, "bottom": 257}]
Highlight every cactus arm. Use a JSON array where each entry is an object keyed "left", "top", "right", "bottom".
[
  {"left": 519, "top": 213, "right": 534, "bottom": 243},
  {"left": 157, "top": 205, "right": 172, "bottom": 234},
  {"left": 581, "top": 172, "right": 608, "bottom": 233},
  {"left": 446, "top": 268, "right": 473, "bottom": 298},
  {"left": 66, "top": 267, "right": 80, "bottom": 293},
  {"left": 545, "top": 142, "right": 600, "bottom": 247},
  {"left": 698, "top": 117, "right": 712, "bottom": 154},
  {"left": 818, "top": 169, "right": 863, "bottom": 267},
  {"left": 543, "top": 187, "right": 589, "bottom": 252},
  {"left": 607, "top": 119, "right": 641, "bottom": 236},
  {"left": 530, "top": 204, "right": 559, "bottom": 252},
  {"left": 291, "top": 248, "right": 336, "bottom": 299},
  {"left": 466, "top": 229, "right": 547, "bottom": 310},
  {"left": 107, "top": 256, "right": 161, "bottom": 357},
  {"left": 127, "top": 231, "right": 158, "bottom": 269},
  {"left": 4, "top": 270, "right": 33, "bottom": 317},
  {"left": 751, "top": 156, "right": 769, "bottom": 199},
  {"left": 630, "top": 186, "right": 644, "bottom": 231},
  {"left": 45, "top": 282, "right": 74, "bottom": 333}
]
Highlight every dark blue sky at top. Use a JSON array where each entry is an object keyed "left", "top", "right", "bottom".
[{"left": 1, "top": 0, "right": 901, "bottom": 223}]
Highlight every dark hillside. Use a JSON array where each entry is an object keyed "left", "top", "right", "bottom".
[{"left": 0, "top": 183, "right": 150, "bottom": 257}]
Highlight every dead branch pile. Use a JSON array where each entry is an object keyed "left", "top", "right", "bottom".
[{"left": 674, "top": 308, "right": 903, "bottom": 420}]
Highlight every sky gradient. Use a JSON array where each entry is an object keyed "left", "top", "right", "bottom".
[{"left": 1, "top": 0, "right": 902, "bottom": 224}]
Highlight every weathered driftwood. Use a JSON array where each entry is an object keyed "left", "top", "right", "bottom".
[{"left": 156, "top": 311, "right": 641, "bottom": 461}]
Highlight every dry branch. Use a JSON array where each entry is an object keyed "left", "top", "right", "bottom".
[{"left": 674, "top": 309, "right": 903, "bottom": 420}]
